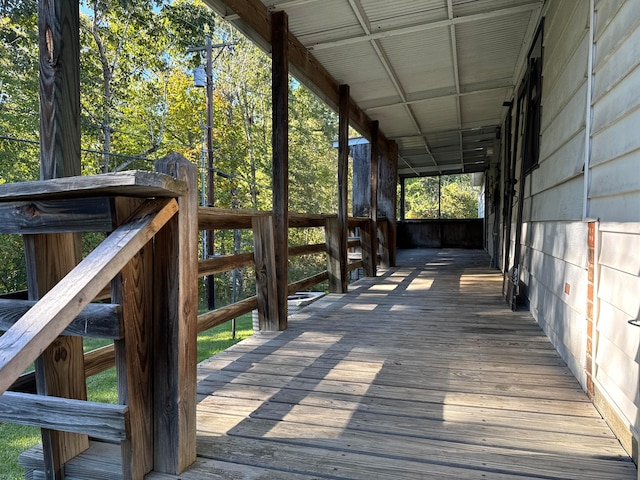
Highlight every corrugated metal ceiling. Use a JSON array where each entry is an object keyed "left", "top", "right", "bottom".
[{"left": 219, "top": 0, "right": 545, "bottom": 177}]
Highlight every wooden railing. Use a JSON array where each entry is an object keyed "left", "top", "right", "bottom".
[
  {"left": 0, "top": 155, "right": 198, "bottom": 479},
  {"left": 195, "top": 208, "right": 372, "bottom": 333},
  {"left": 0, "top": 155, "right": 388, "bottom": 479}
]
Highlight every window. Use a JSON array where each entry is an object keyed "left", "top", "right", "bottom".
[{"left": 523, "top": 22, "right": 543, "bottom": 174}]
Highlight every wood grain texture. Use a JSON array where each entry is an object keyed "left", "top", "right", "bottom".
[
  {"left": 38, "top": 0, "right": 80, "bottom": 180},
  {"left": 252, "top": 215, "right": 279, "bottom": 332},
  {"left": 0, "top": 170, "right": 186, "bottom": 202},
  {"left": 35, "top": 1, "right": 83, "bottom": 468},
  {"left": 377, "top": 140, "right": 398, "bottom": 268},
  {"left": 197, "top": 297, "right": 258, "bottom": 333},
  {"left": 287, "top": 271, "right": 329, "bottom": 295},
  {"left": 111, "top": 196, "right": 154, "bottom": 479},
  {"left": 198, "top": 252, "right": 254, "bottom": 277},
  {"left": 25, "top": 230, "right": 89, "bottom": 472},
  {"left": 325, "top": 218, "right": 347, "bottom": 293},
  {"left": 84, "top": 344, "right": 115, "bottom": 378},
  {"left": 18, "top": 250, "right": 636, "bottom": 480},
  {"left": 0, "top": 299, "right": 122, "bottom": 338},
  {"left": 197, "top": 206, "right": 268, "bottom": 230},
  {"left": 271, "top": 10, "right": 289, "bottom": 331},
  {"left": 0, "top": 392, "right": 128, "bottom": 441},
  {"left": 368, "top": 120, "right": 380, "bottom": 276},
  {"left": 0, "top": 198, "right": 178, "bottom": 395},
  {"left": 0, "top": 197, "right": 113, "bottom": 234},
  {"left": 288, "top": 243, "right": 325, "bottom": 257},
  {"left": 153, "top": 155, "right": 199, "bottom": 474}
]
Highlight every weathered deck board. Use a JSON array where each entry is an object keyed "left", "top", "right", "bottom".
[
  {"left": 187, "top": 249, "right": 635, "bottom": 479},
  {"left": 21, "top": 249, "right": 635, "bottom": 479}
]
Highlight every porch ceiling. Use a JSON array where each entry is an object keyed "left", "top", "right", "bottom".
[{"left": 206, "top": 0, "right": 544, "bottom": 178}]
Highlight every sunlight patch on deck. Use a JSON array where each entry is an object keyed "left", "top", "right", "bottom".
[
  {"left": 406, "top": 277, "right": 434, "bottom": 291},
  {"left": 459, "top": 273, "right": 501, "bottom": 292}
]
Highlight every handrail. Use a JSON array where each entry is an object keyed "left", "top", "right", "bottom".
[
  {"left": 0, "top": 198, "right": 179, "bottom": 395},
  {"left": 7, "top": 207, "right": 373, "bottom": 393}
]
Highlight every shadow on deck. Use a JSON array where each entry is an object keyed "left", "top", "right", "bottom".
[{"left": 24, "top": 249, "right": 636, "bottom": 479}]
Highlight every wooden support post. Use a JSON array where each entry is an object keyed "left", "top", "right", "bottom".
[
  {"left": 252, "top": 215, "right": 279, "bottom": 331},
  {"left": 38, "top": 0, "right": 81, "bottom": 179},
  {"left": 26, "top": 234, "right": 88, "bottom": 479},
  {"left": 378, "top": 141, "right": 398, "bottom": 268},
  {"left": 327, "top": 84, "right": 350, "bottom": 293},
  {"left": 351, "top": 143, "right": 370, "bottom": 218},
  {"left": 389, "top": 142, "right": 398, "bottom": 267},
  {"left": 31, "top": 2, "right": 86, "bottom": 477},
  {"left": 369, "top": 121, "right": 380, "bottom": 276},
  {"left": 351, "top": 141, "right": 376, "bottom": 278},
  {"left": 271, "top": 10, "right": 289, "bottom": 330},
  {"left": 112, "top": 198, "right": 154, "bottom": 480},
  {"left": 153, "top": 154, "right": 198, "bottom": 474},
  {"left": 400, "top": 177, "right": 406, "bottom": 221}
]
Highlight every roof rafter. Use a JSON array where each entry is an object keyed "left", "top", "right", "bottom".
[
  {"left": 344, "top": 0, "right": 438, "bottom": 171},
  {"left": 306, "top": 2, "right": 543, "bottom": 51},
  {"left": 446, "top": 0, "right": 465, "bottom": 173},
  {"left": 364, "top": 84, "right": 512, "bottom": 112}
]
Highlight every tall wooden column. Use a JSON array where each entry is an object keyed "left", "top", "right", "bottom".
[
  {"left": 29, "top": 2, "right": 87, "bottom": 478},
  {"left": 368, "top": 121, "right": 380, "bottom": 276},
  {"left": 379, "top": 141, "right": 398, "bottom": 268},
  {"left": 400, "top": 177, "right": 406, "bottom": 221},
  {"left": 271, "top": 10, "right": 289, "bottom": 330},
  {"left": 328, "top": 85, "right": 350, "bottom": 292}
]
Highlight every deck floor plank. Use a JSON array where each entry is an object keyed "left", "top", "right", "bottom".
[
  {"left": 21, "top": 249, "right": 635, "bottom": 479},
  {"left": 186, "top": 249, "right": 635, "bottom": 479}
]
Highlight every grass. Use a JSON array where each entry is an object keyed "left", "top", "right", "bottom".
[{"left": 0, "top": 315, "right": 253, "bottom": 480}]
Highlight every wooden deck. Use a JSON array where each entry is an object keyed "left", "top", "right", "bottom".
[{"left": 21, "top": 249, "right": 636, "bottom": 479}]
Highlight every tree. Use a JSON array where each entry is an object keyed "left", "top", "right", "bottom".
[{"left": 404, "top": 174, "right": 479, "bottom": 219}]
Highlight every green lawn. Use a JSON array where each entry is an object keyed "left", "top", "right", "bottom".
[{"left": 0, "top": 315, "right": 253, "bottom": 480}]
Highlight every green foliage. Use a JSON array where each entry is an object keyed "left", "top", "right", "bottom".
[
  {"left": 404, "top": 174, "right": 480, "bottom": 219},
  {"left": 0, "top": 4, "right": 39, "bottom": 184},
  {"left": 0, "top": 0, "right": 340, "bottom": 299}
]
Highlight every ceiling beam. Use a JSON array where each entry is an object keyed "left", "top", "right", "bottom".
[
  {"left": 364, "top": 84, "right": 512, "bottom": 112},
  {"left": 398, "top": 162, "right": 487, "bottom": 178},
  {"left": 446, "top": 0, "right": 464, "bottom": 173},
  {"left": 392, "top": 125, "right": 500, "bottom": 142},
  {"left": 264, "top": 0, "right": 321, "bottom": 9},
  {"left": 344, "top": 0, "right": 439, "bottom": 171},
  {"left": 306, "top": 2, "right": 543, "bottom": 51}
]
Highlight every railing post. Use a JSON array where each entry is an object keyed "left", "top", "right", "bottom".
[
  {"left": 360, "top": 220, "right": 376, "bottom": 277},
  {"left": 153, "top": 154, "right": 198, "bottom": 474},
  {"left": 112, "top": 197, "right": 154, "bottom": 479},
  {"left": 326, "top": 218, "right": 347, "bottom": 293},
  {"left": 252, "top": 215, "right": 280, "bottom": 331},
  {"left": 378, "top": 219, "right": 391, "bottom": 268}
]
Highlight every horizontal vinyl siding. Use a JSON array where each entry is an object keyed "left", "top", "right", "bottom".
[
  {"left": 595, "top": 221, "right": 640, "bottom": 444},
  {"left": 521, "top": 0, "right": 590, "bottom": 389},
  {"left": 590, "top": 0, "right": 640, "bottom": 222}
]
